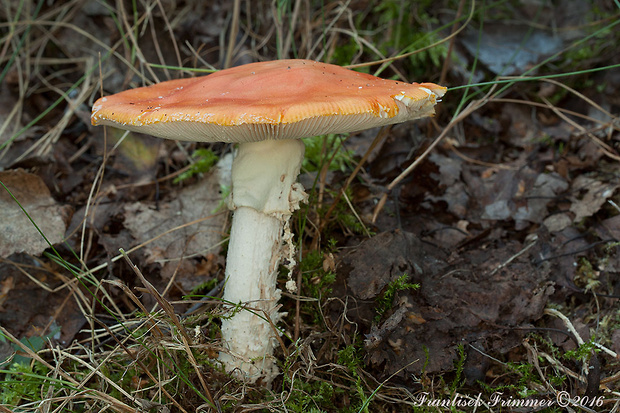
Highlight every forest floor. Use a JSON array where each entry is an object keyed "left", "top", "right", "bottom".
[{"left": 0, "top": 0, "right": 619, "bottom": 412}]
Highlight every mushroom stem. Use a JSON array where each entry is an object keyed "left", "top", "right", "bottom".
[
  {"left": 219, "top": 139, "right": 306, "bottom": 382},
  {"left": 219, "top": 206, "right": 284, "bottom": 380}
]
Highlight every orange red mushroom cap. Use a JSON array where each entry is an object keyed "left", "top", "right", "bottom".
[{"left": 91, "top": 59, "right": 446, "bottom": 143}]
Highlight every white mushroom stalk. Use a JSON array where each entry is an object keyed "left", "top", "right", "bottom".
[
  {"left": 219, "top": 139, "right": 306, "bottom": 381},
  {"left": 90, "top": 58, "right": 446, "bottom": 384}
]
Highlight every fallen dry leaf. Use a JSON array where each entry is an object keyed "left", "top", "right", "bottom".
[
  {"left": 341, "top": 230, "right": 447, "bottom": 300},
  {"left": 0, "top": 256, "right": 86, "bottom": 345},
  {"left": 597, "top": 215, "right": 620, "bottom": 241},
  {"left": 569, "top": 175, "right": 619, "bottom": 222},
  {"left": 122, "top": 168, "right": 228, "bottom": 277},
  {"left": 513, "top": 172, "right": 569, "bottom": 224},
  {"left": 335, "top": 231, "right": 553, "bottom": 379},
  {"left": 460, "top": 24, "right": 563, "bottom": 76},
  {"left": 0, "top": 169, "right": 70, "bottom": 257}
]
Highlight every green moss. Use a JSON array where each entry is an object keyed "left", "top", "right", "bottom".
[
  {"left": 450, "top": 344, "right": 466, "bottom": 393},
  {"left": 374, "top": 274, "right": 419, "bottom": 322},
  {"left": 300, "top": 249, "right": 337, "bottom": 301},
  {"left": 187, "top": 278, "right": 219, "bottom": 298},
  {"left": 337, "top": 343, "right": 362, "bottom": 376},
  {"left": 1, "top": 361, "right": 51, "bottom": 406},
  {"left": 575, "top": 257, "right": 601, "bottom": 293},
  {"left": 336, "top": 339, "right": 377, "bottom": 413},
  {"left": 330, "top": 0, "right": 447, "bottom": 77},
  {"left": 173, "top": 148, "right": 219, "bottom": 184},
  {"left": 318, "top": 187, "right": 372, "bottom": 237},
  {"left": 302, "top": 134, "right": 354, "bottom": 173},
  {"left": 281, "top": 378, "right": 335, "bottom": 413},
  {"left": 563, "top": 338, "right": 598, "bottom": 362}
]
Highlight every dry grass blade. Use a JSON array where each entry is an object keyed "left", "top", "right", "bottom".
[
  {"left": 347, "top": 0, "right": 475, "bottom": 74},
  {"left": 371, "top": 91, "right": 493, "bottom": 222},
  {"left": 307, "top": 0, "right": 352, "bottom": 59},
  {"left": 105, "top": 279, "right": 165, "bottom": 338},
  {"left": 540, "top": 95, "right": 620, "bottom": 162},
  {"left": 224, "top": 0, "right": 241, "bottom": 68},
  {"left": 0, "top": 327, "right": 135, "bottom": 413},
  {"left": 95, "top": 321, "right": 190, "bottom": 413},
  {"left": 492, "top": 97, "right": 620, "bottom": 128},
  {"left": 544, "top": 308, "right": 586, "bottom": 346},
  {"left": 440, "top": 0, "right": 467, "bottom": 85},
  {"left": 2, "top": 0, "right": 619, "bottom": 411},
  {"left": 446, "top": 141, "right": 516, "bottom": 170},
  {"left": 119, "top": 249, "right": 216, "bottom": 408},
  {"left": 14, "top": 58, "right": 95, "bottom": 163},
  {"left": 317, "top": 127, "right": 389, "bottom": 235},
  {"left": 72, "top": 212, "right": 225, "bottom": 284}
]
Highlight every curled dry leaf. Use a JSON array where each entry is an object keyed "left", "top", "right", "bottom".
[{"left": 0, "top": 169, "right": 70, "bottom": 258}]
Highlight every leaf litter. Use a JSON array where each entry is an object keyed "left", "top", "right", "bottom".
[
  {"left": 335, "top": 229, "right": 554, "bottom": 379},
  {"left": 0, "top": 0, "right": 619, "bottom": 410},
  {"left": 120, "top": 166, "right": 228, "bottom": 280},
  {"left": 323, "top": 1, "right": 620, "bottom": 397}
]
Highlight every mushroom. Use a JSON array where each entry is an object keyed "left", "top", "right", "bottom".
[{"left": 91, "top": 59, "right": 446, "bottom": 382}]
